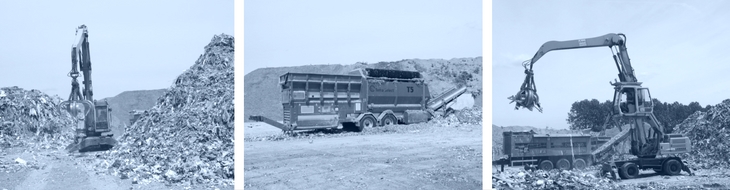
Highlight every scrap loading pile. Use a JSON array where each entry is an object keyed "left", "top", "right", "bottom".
[
  {"left": 676, "top": 99, "right": 730, "bottom": 169},
  {"left": 0, "top": 86, "right": 75, "bottom": 149},
  {"left": 493, "top": 168, "right": 614, "bottom": 190},
  {"left": 492, "top": 168, "right": 675, "bottom": 190},
  {"left": 102, "top": 34, "right": 234, "bottom": 185}
]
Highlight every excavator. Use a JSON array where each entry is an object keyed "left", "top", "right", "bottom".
[
  {"left": 58, "top": 25, "right": 117, "bottom": 153},
  {"left": 509, "top": 33, "right": 694, "bottom": 179}
]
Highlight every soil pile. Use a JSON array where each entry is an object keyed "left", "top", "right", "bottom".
[
  {"left": 0, "top": 87, "right": 74, "bottom": 149},
  {"left": 676, "top": 99, "right": 730, "bottom": 169},
  {"left": 101, "top": 34, "right": 234, "bottom": 186}
]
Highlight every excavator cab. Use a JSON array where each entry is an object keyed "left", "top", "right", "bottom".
[
  {"left": 613, "top": 83, "right": 653, "bottom": 116},
  {"left": 93, "top": 101, "right": 112, "bottom": 133}
]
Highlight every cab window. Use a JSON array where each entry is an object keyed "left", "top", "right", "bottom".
[
  {"left": 639, "top": 89, "right": 652, "bottom": 107},
  {"left": 96, "top": 109, "right": 107, "bottom": 122}
]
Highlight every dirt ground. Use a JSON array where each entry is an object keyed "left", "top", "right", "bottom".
[
  {"left": 493, "top": 165, "right": 730, "bottom": 189},
  {"left": 0, "top": 147, "right": 232, "bottom": 190},
  {"left": 244, "top": 122, "right": 483, "bottom": 190}
]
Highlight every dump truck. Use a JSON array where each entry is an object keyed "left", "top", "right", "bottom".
[
  {"left": 249, "top": 68, "right": 469, "bottom": 132},
  {"left": 493, "top": 130, "right": 612, "bottom": 171}
]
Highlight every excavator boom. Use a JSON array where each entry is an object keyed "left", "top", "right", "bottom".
[{"left": 527, "top": 33, "right": 637, "bottom": 82}]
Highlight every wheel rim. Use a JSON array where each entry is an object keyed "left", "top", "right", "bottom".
[
  {"left": 540, "top": 161, "right": 553, "bottom": 170},
  {"left": 670, "top": 165, "right": 679, "bottom": 172},
  {"left": 667, "top": 161, "right": 681, "bottom": 174},
  {"left": 627, "top": 166, "right": 639, "bottom": 176},
  {"left": 573, "top": 159, "right": 586, "bottom": 170},
  {"left": 384, "top": 116, "right": 395, "bottom": 125},
  {"left": 363, "top": 118, "right": 374, "bottom": 128},
  {"left": 557, "top": 159, "right": 570, "bottom": 170}
]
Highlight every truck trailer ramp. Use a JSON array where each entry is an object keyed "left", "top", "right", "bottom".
[
  {"left": 249, "top": 115, "right": 292, "bottom": 131},
  {"left": 427, "top": 86, "right": 468, "bottom": 112}
]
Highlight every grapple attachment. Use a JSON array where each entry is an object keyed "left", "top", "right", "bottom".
[{"left": 508, "top": 68, "right": 542, "bottom": 112}]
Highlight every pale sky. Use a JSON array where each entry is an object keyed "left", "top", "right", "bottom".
[
  {"left": 0, "top": 0, "right": 233, "bottom": 99},
  {"left": 493, "top": 0, "right": 730, "bottom": 129},
  {"left": 243, "top": 0, "right": 482, "bottom": 74}
]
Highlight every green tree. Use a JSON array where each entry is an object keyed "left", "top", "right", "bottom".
[
  {"left": 566, "top": 98, "right": 706, "bottom": 133},
  {"left": 566, "top": 99, "right": 613, "bottom": 131}
]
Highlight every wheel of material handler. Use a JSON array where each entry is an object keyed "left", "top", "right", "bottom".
[
  {"left": 573, "top": 158, "right": 587, "bottom": 170},
  {"left": 381, "top": 114, "right": 397, "bottom": 126},
  {"left": 618, "top": 162, "right": 640, "bottom": 179},
  {"left": 663, "top": 159, "right": 682, "bottom": 176},
  {"left": 556, "top": 158, "right": 571, "bottom": 170},
  {"left": 539, "top": 160, "right": 554, "bottom": 170}
]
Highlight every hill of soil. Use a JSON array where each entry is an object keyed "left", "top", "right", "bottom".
[
  {"left": 102, "top": 89, "right": 167, "bottom": 138},
  {"left": 103, "top": 89, "right": 167, "bottom": 126},
  {"left": 244, "top": 57, "right": 483, "bottom": 121}
]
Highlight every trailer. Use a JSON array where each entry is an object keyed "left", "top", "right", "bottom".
[
  {"left": 494, "top": 130, "right": 611, "bottom": 171},
  {"left": 249, "top": 68, "right": 469, "bottom": 132}
]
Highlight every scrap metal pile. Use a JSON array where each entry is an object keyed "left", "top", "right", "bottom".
[
  {"left": 676, "top": 99, "right": 730, "bottom": 169},
  {"left": 0, "top": 157, "right": 45, "bottom": 173},
  {"left": 492, "top": 168, "right": 676, "bottom": 190},
  {"left": 0, "top": 87, "right": 74, "bottom": 149},
  {"left": 493, "top": 168, "right": 616, "bottom": 190},
  {"left": 101, "top": 34, "right": 234, "bottom": 185},
  {"left": 454, "top": 107, "right": 482, "bottom": 125}
]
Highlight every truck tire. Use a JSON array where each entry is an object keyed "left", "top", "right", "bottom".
[
  {"left": 573, "top": 158, "right": 587, "bottom": 170},
  {"left": 539, "top": 160, "right": 554, "bottom": 171},
  {"left": 556, "top": 158, "right": 571, "bottom": 170},
  {"left": 358, "top": 115, "right": 376, "bottom": 132},
  {"left": 618, "top": 162, "right": 639, "bottom": 179},
  {"left": 381, "top": 114, "right": 397, "bottom": 126},
  {"left": 663, "top": 159, "right": 682, "bottom": 176}
]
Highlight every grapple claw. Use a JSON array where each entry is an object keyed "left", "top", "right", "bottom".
[
  {"left": 508, "top": 89, "right": 542, "bottom": 112},
  {"left": 508, "top": 67, "right": 543, "bottom": 112}
]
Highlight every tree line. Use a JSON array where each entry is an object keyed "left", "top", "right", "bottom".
[{"left": 567, "top": 99, "right": 711, "bottom": 133}]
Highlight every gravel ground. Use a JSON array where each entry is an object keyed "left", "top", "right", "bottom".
[{"left": 244, "top": 120, "right": 483, "bottom": 190}]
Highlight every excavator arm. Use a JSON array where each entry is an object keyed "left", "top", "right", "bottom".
[
  {"left": 509, "top": 33, "right": 639, "bottom": 113},
  {"left": 73, "top": 25, "right": 95, "bottom": 101},
  {"left": 526, "top": 33, "right": 637, "bottom": 82}
]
